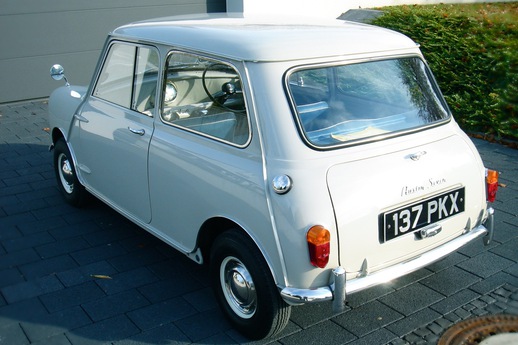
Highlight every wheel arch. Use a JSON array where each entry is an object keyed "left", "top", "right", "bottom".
[
  {"left": 51, "top": 127, "right": 66, "bottom": 145},
  {"left": 196, "top": 217, "right": 281, "bottom": 285},
  {"left": 197, "top": 217, "right": 242, "bottom": 264}
]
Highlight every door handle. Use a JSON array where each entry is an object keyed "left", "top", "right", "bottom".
[
  {"left": 128, "top": 127, "right": 145, "bottom": 136},
  {"left": 74, "top": 114, "right": 89, "bottom": 123}
]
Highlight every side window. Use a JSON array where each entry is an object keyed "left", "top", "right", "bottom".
[
  {"left": 93, "top": 42, "right": 159, "bottom": 115},
  {"left": 94, "top": 44, "right": 134, "bottom": 108},
  {"left": 161, "top": 52, "right": 250, "bottom": 145}
]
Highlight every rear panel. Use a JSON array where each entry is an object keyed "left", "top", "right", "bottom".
[{"left": 327, "top": 134, "right": 487, "bottom": 274}]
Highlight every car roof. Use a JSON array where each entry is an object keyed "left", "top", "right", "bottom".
[{"left": 111, "top": 13, "right": 418, "bottom": 62}]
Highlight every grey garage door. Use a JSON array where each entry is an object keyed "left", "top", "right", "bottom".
[{"left": 0, "top": 0, "right": 226, "bottom": 103}]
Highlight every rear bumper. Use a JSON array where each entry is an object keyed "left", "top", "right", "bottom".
[{"left": 280, "top": 207, "right": 494, "bottom": 311}]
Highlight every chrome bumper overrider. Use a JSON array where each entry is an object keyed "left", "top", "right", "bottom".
[{"left": 281, "top": 207, "right": 494, "bottom": 312}]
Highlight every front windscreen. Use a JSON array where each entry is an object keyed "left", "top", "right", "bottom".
[{"left": 287, "top": 57, "right": 450, "bottom": 148}]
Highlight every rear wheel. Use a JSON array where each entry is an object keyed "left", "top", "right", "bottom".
[
  {"left": 210, "top": 230, "right": 291, "bottom": 339},
  {"left": 53, "top": 138, "right": 88, "bottom": 207}
]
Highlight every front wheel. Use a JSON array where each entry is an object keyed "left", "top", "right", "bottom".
[
  {"left": 210, "top": 230, "right": 291, "bottom": 339},
  {"left": 53, "top": 138, "right": 88, "bottom": 207}
]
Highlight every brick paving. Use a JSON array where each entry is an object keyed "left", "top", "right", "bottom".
[{"left": 0, "top": 100, "right": 517, "bottom": 345}]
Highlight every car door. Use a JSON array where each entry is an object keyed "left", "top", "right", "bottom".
[
  {"left": 148, "top": 52, "right": 257, "bottom": 251},
  {"left": 72, "top": 42, "right": 159, "bottom": 223}
]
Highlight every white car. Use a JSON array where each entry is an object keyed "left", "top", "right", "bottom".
[{"left": 48, "top": 14, "right": 498, "bottom": 339}]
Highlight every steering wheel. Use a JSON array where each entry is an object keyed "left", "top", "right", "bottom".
[{"left": 202, "top": 63, "right": 246, "bottom": 112}]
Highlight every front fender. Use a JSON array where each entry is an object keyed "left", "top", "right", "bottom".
[{"left": 48, "top": 85, "right": 87, "bottom": 141}]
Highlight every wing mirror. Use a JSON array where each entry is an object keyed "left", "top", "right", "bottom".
[{"left": 50, "top": 64, "right": 70, "bottom": 86}]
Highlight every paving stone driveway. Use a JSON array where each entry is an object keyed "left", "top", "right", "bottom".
[{"left": 0, "top": 100, "right": 517, "bottom": 345}]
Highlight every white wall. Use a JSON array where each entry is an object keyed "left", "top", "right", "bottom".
[
  {"left": 0, "top": 0, "right": 225, "bottom": 103},
  {"left": 227, "top": 0, "right": 513, "bottom": 18}
]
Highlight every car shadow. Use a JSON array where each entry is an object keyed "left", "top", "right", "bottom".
[
  {"left": 0, "top": 101, "right": 293, "bottom": 344},
  {"left": 0, "top": 139, "right": 243, "bottom": 344}
]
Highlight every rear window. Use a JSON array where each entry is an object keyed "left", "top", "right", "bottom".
[{"left": 287, "top": 57, "right": 450, "bottom": 148}]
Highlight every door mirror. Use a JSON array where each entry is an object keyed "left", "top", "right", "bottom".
[{"left": 50, "top": 64, "right": 69, "bottom": 86}]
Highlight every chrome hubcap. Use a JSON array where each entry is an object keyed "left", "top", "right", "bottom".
[
  {"left": 58, "top": 153, "right": 74, "bottom": 194},
  {"left": 220, "top": 256, "right": 256, "bottom": 318}
]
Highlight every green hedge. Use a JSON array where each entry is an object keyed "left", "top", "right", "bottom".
[{"left": 372, "top": 3, "right": 517, "bottom": 141}]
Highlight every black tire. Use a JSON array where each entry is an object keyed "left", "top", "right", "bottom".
[
  {"left": 53, "top": 138, "right": 88, "bottom": 207},
  {"left": 210, "top": 230, "right": 291, "bottom": 339}
]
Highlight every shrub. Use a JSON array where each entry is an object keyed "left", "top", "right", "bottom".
[{"left": 372, "top": 3, "right": 517, "bottom": 141}]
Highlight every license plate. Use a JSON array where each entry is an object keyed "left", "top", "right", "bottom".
[{"left": 379, "top": 187, "right": 465, "bottom": 243}]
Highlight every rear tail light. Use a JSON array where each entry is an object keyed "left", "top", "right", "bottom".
[
  {"left": 486, "top": 169, "right": 499, "bottom": 203},
  {"left": 307, "top": 225, "right": 330, "bottom": 268}
]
